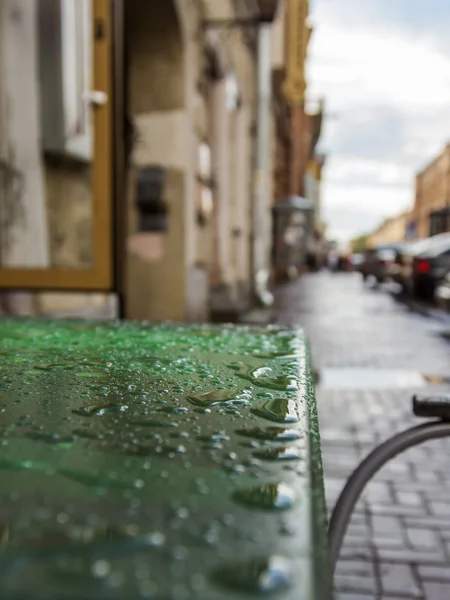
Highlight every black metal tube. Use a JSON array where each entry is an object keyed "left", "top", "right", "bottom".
[{"left": 328, "top": 420, "right": 450, "bottom": 571}]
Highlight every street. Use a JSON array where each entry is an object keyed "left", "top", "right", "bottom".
[{"left": 274, "top": 272, "right": 450, "bottom": 600}]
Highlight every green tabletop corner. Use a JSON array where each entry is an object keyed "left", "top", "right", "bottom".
[{"left": 0, "top": 318, "right": 331, "bottom": 599}]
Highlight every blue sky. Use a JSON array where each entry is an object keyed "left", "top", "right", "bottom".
[{"left": 307, "top": 0, "right": 450, "bottom": 242}]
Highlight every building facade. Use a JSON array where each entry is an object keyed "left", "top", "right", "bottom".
[
  {"left": 270, "top": 0, "right": 325, "bottom": 277},
  {"left": 413, "top": 144, "right": 450, "bottom": 240},
  {"left": 0, "top": 0, "right": 280, "bottom": 321},
  {"left": 366, "top": 211, "right": 410, "bottom": 248}
]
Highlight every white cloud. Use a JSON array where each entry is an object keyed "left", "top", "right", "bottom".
[
  {"left": 327, "top": 157, "right": 411, "bottom": 187},
  {"left": 307, "top": 4, "right": 450, "bottom": 241},
  {"left": 309, "top": 25, "right": 450, "bottom": 112},
  {"left": 326, "top": 184, "right": 411, "bottom": 212}
]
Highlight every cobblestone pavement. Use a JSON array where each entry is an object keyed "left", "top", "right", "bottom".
[{"left": 273, "top": 272, "right": 450, "bottom": 600}]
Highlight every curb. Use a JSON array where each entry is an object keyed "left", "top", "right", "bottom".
[{"left": 404, "top": 298, "right": 450, "bottom": 324}]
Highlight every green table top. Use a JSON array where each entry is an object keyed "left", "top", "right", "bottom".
[{"left": 0, "top": 319, "right": 331, "bottom": 600}]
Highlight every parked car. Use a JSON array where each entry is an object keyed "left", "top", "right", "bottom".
[
  {"left": 435, "top": 270, "right": 450, "bottom": 311},
  {"left": 360, "top": 244, "right": 403, "bottom": 283},
  {"left": 411, "top": 235, "right": 450, "bottom": 299},
  {"left": 387, "top": 238, "right": 437, "bottom": 293},
  {"left": 351, "top": 253, "right": 365, "bottom": 272},
  {"left": 388, "top": 233, "right": 450, "bottom": 296}
]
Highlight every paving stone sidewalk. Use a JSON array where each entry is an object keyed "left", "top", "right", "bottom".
[{"left": 273, "top": 272, "right": 450, "bottom": 600}]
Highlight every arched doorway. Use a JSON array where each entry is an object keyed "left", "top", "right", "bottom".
[{"left": 124, "top": 0, "right": 196, "bottom": 321}]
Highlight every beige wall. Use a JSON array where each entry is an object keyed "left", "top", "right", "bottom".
[
  {"left": 209, "top": 78, "right": 232, "bottom": 287},
  {"left": 127, "top": 169, "right": 187, "bottom": 321},
  {"left": 202, "top": 0, "right": 257, "bottom": 313},
  {"left": 127, "top": 1, "right": 183, "bottom": 113},
  {"left": 0, "top": 0, "right": 49, "bottom": 268},
  {"left": 233, "top": 106, "right": 252, "bottom": 290},
  {"left": 44, "top": 158, "right": 92, "bottom": 267},
  {"left": 125, "top": 0, "right": 188, "bottom": 321},
  {"left": 271, "top": 0, "right": 286, "bottom": 70}
]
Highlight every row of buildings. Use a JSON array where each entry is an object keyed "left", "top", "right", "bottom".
[
  {"left": 0, "top": 0, "right": 326, "bottom": 322},
  {"left": 365, "top": 143, "right": 450, "bottom": 248}
]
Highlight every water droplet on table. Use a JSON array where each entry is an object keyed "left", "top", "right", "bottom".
[
  {"left": 187, "top": 388, "right": 248, "bottom": 407},
  {"left": 213, "top": 555, "right": 293, "bottom": 594},
  {"left": 236, "top": 426, "right": 301, "bottom": 442},
  {"left": 253, "top": 352, "right": 298, "bottom": 360},
  {"left": 130, "top": 419, "right": 178, "bottom": 429},
  {"left": 73, "top": 402, "right": 126, "bottom": 417},
  {"left": 228, "top": 363, "right": 298, "bottom": 391},
  {"left": 91, "top": 559, "right": 111, "bottom": 578},
  {"left": 233, "top": 482, "right": 296, "bottom": 510},
  {"left": 253, "top": 447, "right": 302, "bottom": 461},
  {"left": 251, "top": 398, "right": 298, "bottom": 423},
  {"left": 196, "top": 432, "right": 231, "bottom": 443}
]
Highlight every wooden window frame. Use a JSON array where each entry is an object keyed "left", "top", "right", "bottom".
[{"left": 0, "top": 0, "right": 113, "bottom": 291}]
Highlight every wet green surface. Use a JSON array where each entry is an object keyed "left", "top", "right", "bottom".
[{"left": 0, "top": 319, "right": 330, "bottom": 599}]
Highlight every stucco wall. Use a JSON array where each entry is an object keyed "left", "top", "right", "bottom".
[
  {"left": 127, "top": 1, "right": 184, "bottom": 113},
  {"left": 125, "top": 0, "right": 188, "bottom": 321},
  {"left": 271, "top": 0, "right": 286, "bottom": 70},
  {"left": 0, "top": 0, "right": 49, "bottom": 268},
  {"left": 127, "top": 168, "right": 187, "bottom": 321},
  {"left": 44, "top": 158, "right": 92, "bottom": 267},
  {"left": 202, "top": 0, "right": 257, "bottom": 313}
]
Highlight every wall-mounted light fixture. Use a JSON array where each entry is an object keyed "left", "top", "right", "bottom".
[{"left": 202, "top": 0, "right": 280, "bottom": 29}]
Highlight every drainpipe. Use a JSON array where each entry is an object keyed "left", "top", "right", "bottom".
[
  {"left": 253, "top": 23, "right": 274, "bottom": 307},
  {"left": 446, "top": 145, "right": 450, "bottom": 233}
]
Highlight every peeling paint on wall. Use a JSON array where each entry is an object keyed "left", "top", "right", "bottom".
[{"left": 0, "top": 157, "right": 24, "bottom": 263}]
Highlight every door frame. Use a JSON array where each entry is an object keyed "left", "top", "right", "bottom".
[
  {"left": 0, "top": 0, "right": 114, "bottom": 291},
  {"left": 111, "top": 0, "right": 127, "bottom": 313}
]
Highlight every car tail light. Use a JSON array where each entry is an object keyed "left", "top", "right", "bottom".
[{"left": 416, "top": 259, "right": 431, "bottom": 274}]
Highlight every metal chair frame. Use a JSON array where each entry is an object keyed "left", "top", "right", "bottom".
[{"left": 328, "top": 393, "right": 450, "bottom": 572}]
